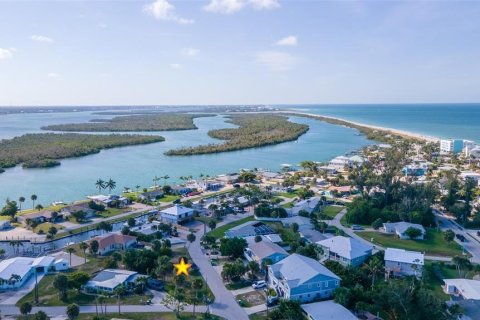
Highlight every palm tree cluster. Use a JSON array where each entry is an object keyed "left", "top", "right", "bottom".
[{"left": 95, "top": 178, "right": 117, "bottom": 194}]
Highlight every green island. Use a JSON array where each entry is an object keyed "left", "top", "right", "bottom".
[
  {"left": 0, "top": 133, "right": 164, "bottom": 171},
  {"left": 165, "top": 114, "right": 309, "bottom": 156},
  {"left": 41, "top": 113, "right": 214, "bottom": 132}
]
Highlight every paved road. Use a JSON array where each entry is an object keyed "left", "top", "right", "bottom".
[{"left": 186, "top": 214, "right": 251, "bottom": 320}]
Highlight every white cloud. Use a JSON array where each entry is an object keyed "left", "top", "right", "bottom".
[
  {"left": 255, "top": 51, "right": 297, "bottom": 71},
  {"left": 204, "top": 0, "right": 279, "bottom": 14},
  {"left": 276, "top": 35, "right": 297, "bottom": 46},
  {"left": 47, "top": 72, "right": 60, "bottom": 78},
  {"left": 170, "top": 63, "right": 182, "bottom": 69},
  {"left": 181, "top": 48, "right": 200, "bottom": 57},
  {"left": 143, "top": 0, "right": 194, "bottom": 24},
  {"left": 250, "top": 0, "right": 280, "bottom": 10},
  {"left": 31, "top": 35, "right": 54, "bottom": 43},
  {"left": 96, "top": 23, "right": 108, "bottom": 29},
  {"left": 0, "top": 48, "right": 14, "bottom": 60}
]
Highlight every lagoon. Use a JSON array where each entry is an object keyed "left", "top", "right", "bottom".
[{"left": 0, "top": 112, "right": 372, "bottom": 206}]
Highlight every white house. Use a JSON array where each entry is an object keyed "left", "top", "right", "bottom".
[
  {"left": 301, "top": 300, "right": 357, "bottom": 320},
  {"left": 268, "top": 253, "right": 340, "bottom": 303},
  {"left": 443, "top": 279, "right": 480, "bottom": 300},
  {"left": 289, "top": 197, "right": 321, "bottom": 216},
  {"left": 89, "top": 233, "right": 137, "bottom": 256},
  {"left": 383, "top": 222, "right": 426, "bottom": 240},
  {"left": 84, "top": 269, "right": 141, "bottom": 293},
  {"left": 329, "top": 156, "right": 351, "bottom": 171},
  {"left": 160, "top": 204, "right": 195, "bottom": 224},
  {"left": 0, "top": 256, "right": 69, "bottom": 290},
  {"left": 316, "top": 236, "right": 373, "bottom": 267},
  {"left": 384, "top": 248, "right": 424, "bottom": 278}
]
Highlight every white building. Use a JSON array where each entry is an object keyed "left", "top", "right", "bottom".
[
  {"left": 444, "top": 279, "right": 480, "bottom": 300},
  {"left": 159, "top": 204, "right": 195, "bottom": 224},
  {"left": 440, "top": 139, "right": 464, "bottom": 155},
  {"left": 329, "top": 156, "right": 351, "bottom": 171},
  {"left": 316, "top": 236, "right": 373, "bottom": 267},
  {"left": 84, "top": 269, "right": 141, "bottom": 293},
  {"left": 301, "top": 300, "right": 357, "bottom": 320},
  {"left": 384, "top": 248, "right": 424, "bottom": 278},
  {"left": 0, "top": 256, "right": 69, "bottom": 290},
  {"left": 382, "top": 222, "right": 426, "bottom": 240}
]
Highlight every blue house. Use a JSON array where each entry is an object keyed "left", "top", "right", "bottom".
[
  {"left": 268, "top": 254, "right": 340, "bottom": 303},
  {"left": 244, "top": 239, "right": 289, "bottom": 266}
]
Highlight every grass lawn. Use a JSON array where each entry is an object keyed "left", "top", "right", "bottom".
[
  {"left": 281, "top": 202, "right": 294, "bottom": 209},
  {"left": 17, "top": 204, "right": 66, "bottom": 216},
  {"left": 236, "top": 290, "right": 266, "bottom": 308},
  {"left": 249, "top": 312, "right": 269, "bottom": 320},
  {"left": 320, "top": 205, "right": 344, "bottom": 219},
  {"left": 158, "top": 195, "right": 181, "bottom": 203},
  {"left": 206, "top": 216, "right": 255, "bottom": 239},
  {"left": 278, "top": 191, "right": 298, "bottom": 199},
  {"left": 95, "top": 207, "right": 128, "bottom": 218},
  {"left": 33, "top": 222, "right": 64, "bottom": 234},
  {"left": 0, "top": 215, "right": 10, "bottom": 221},
  {"left": 77, "top": 313, "right": 223, "bottom": 320},
  {"left": 356, "top": 228, "right": 464, "bottom": 257},
  {"left": 225, "top": 279, "right": 253, "bottom": 290}
]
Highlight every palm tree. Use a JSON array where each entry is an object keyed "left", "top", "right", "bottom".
[
  {"left": 95, "top": 179, "right": 105, "bottom": 194},
  {"left": 18, "top": 196, "right": 25, "bottom": 212},
  {"left": 30, "top": 194, "right": 37, "bottom": 209},
  {"left": 163, "top": 175, "right": 170, "bottom": 186},
  {"left": 106, "top": 179, "right": 116, "bottom": 194},
  {"left": 153, "top": 176, "right": 160, "bottom": 188},
  {"left": 135, "top": 185, "right": 141, "bottom": 193},
  {"left": 123, "top": 187, "right": 129, "bottom": 193},
  {"left": 114, "top": 285, "right": 126, "bottom": 314},
  {"left": 363, "top": 257, "right": 383, "bottom": 290},
  {"left": 66, "top": 247, "right": 76, "bottom": 267},
  {"left": 79, "top": 242, "right": 88, "bottom": 264}
]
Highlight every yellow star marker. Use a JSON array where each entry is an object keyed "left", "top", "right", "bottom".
[{"left": 174, "top": 257, "right": 191, "bottom": 276}]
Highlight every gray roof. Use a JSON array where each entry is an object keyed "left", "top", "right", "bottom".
[
  {"left": 384, "top": 222, "right": 426, "bottom": 235},
  {"left": 301, "top": 301, "right": 357, "bottom": 320},
  {"left": 300, "top": 229, "right": 330, "bottom": 243},
  {"left": 86, "top": 269, "right": 138, "bottom": 290},
  {"left": 225, "top": 221, "right": 274, "bottom": 238},
  {"left": 316, "top": 236, "right": 373, "bottom": 260},
  {"left": 270, "top": 253, "right": 340, "bottom": 288},
  {"left": 248, "top": 240, "right": 288, "bottom": 261}
]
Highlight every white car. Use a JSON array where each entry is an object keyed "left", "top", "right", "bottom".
[{"left": 252, "top": 280, "right": 267, "bottom": 289}]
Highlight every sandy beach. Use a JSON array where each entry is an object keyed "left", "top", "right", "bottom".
[{"left": 279, "top": 110, "right": 440, "bottom": 143}]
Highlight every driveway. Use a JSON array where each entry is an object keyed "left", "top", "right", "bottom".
[{"left": 0, "top": 273, "right": 45, "bottom": 305}]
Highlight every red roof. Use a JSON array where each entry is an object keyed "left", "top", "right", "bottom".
[{"left": 90, "top": 233, "right": 136, "bottom": 250}]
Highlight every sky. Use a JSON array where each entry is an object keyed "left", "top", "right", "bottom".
[{"left": 0, "top": 0, "right": 480, "bottom": 106}]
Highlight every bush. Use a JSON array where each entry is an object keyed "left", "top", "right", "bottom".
[{"left": 372, "top": 218, "right": 383, "bottom": 230}]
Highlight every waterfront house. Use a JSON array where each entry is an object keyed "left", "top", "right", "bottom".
[
  {"left": 0, "top": 256, "right": 69, "bottom": 290},
  {"left": 89, "top": 233, "right": 137, "bottom": 256},
  {"left": 301, "top": 300, "right": 357, "bottom": 320},
  {"left": 443, "top": 279, "right": 480, "bottom": 300},
  {"left": 289, "top": 197, "right": 321, "bottom": 216},
  {"left": 84, "top": 269, "right": 141, "bottom": 293},
  {"left": 159, "top": 204, "right": 195, "bottom": 224},
  {"left": 316, "top": 236, "right": 373, "bottom": 267},
  {"left": 215, "top": 173, "right": 239, "bottom": 184},
  {"left": 138, "top": 189, "right": 164, "bottom": 202},
  {"left": 384, "top": 248, "right": 424, "bottom": 278},
  {"left": 0, "top": 220, "right": 11, "bottom": 230},
  {"left": 268, "top": 253, "right": 340, "bottom": 303},
  {"left": 18, "top": 210, "right": 63, "bottom": 224},
  {"left": 87, "top": 195, "right": 130, "bottom": 208},
  {"left": 225, "top": 221, "right": 275, "bottom": 238},
  {"left": 61, "top": 202, "right": 97, "bottom": 219},
  {"left": 329, "top": 156, "right": 351, "bottom": 171},
  {"left": 382, "top": 222, "right": 426, "bottom": 240},
  {"left": 244, "top": 239, "right": 289, "bottom": 266}
]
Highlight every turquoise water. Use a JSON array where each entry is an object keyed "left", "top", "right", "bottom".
[
  {"left": 286, "top": 103, "right": 480, "bottom": 142},
  {"left": 0, "top": 113, "right": 372, "bottom": 206}
]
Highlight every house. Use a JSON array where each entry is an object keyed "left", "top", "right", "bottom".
[
  {"left": 301, "top": 300, "right": 357, "bottom": 320},
  {"left": 89, "top": 233, "right": 137, "bottom": 256},
  {"left": 289, "top": 197, "right": 321, "bottom": 216},
  {"left": 281, "top": 216, "right": 313, "bottom": 231},
  {"left": 316, "top": 236, "right": 373, "bottom": 267},
  {"left": 171, "top": 185, "right": 192, "bottom": 195},
  {"left": 382, "top": 222, "right": 426, "bottom": 240},
  {"left": 84, "top": 269, "right": 141, "bottom": 293},
  {"left": 443, "top": 279, "right": 480, "bottom": 300},
  {"left": 244, "top": 239, "right": 289, "bottom": 265},
  {"left": 263, "top": 234, "right": 283, "bottom": 243},
  {"left": 384, "top": 248, "right": 424, "bottom": 278},
  {"left": 349, "top": 155, "right": 365, "bottom": 166},
  {"left": 87, "top": 195, "right": 130, "bottom": 208},
  {"left": 61, "top": 202, "right": 97, "bottom": 219},
  {"left": 0, "top": 256, "right": 69, "bottom": 290},
  {"left": 402, "top": 165, "right": 426, "bottom": 177},
  {"left": 225, "top": 221, "right": 275, "bottom": 238},
  {"left": 268, "top": 253, "right": 340, "bottom": 303},
  {"left": 0, "top": 220, "right": 11, "bottom": 230},
  {"left": 159, "top": 204, "right": 195, "bottom": 224},
  {"left": 329, "top": 156, "right": 351, "bottom": 171},
  {"left": 215, "top": 173, "right": 239, "bottom": 184},
  {"left": 138, "top": 189, "right": 164, "bottom": 201},
  {"left": 300, "top": 229, "right": 331, "bottom": 244},
  {"left": 18, "top": 210, "right": 63, "bottom": 224},
  {"left": 261, "top": 171, "right": 282, "bottom": 181}
]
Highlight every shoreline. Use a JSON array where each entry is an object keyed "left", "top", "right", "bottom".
[{"left": 278, "top": 110, "right": 440, "bottom": 143}]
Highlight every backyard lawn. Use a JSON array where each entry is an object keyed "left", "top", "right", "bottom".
[
  {"left": 236, "top": 290, "right": 266, "bottom": 308},
  {"left": 206, "top": 216, "right": 255, "bottom": 239},
  {"left": 278, "top": 191, "right": 299, "bottom": 199},
  {"left": 158, "top": 195, "right": 181, "bottom": 203},
  {"left": 320, "top": 205, "right": 344, "bottom": 219},
  {"left": 356, "top": 228, "right": 464, "bottom": 257},
  {"left": 33, "top": 222, "right": 64, "bottom": 234},
  {"left": 95, "top": 207, "right": 128, "bottom": 218},
  {"left": 78, "top": 313, "right": 223, "bottom": 320}
]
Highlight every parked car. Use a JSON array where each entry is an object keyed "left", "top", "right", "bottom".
[
  {"left": 352, "top": 225, "right": 364, "bottom": 231},
  {"left": 191, "top": 263, "right": 199, "bottom": 272},
  {"left": 147, "top": 278, "right": 164, "bottom": 291},
  {"left": 456, "top": 234, "right": 466, "bottom": 242},
  {"left": 173, "top": 199, "right": 181, "bottom": 204},
  {"left": 266, "top": 296, "right": 278, "bottom": 307},
  {"left": 252, "top": 280, "right": 267, "bottom": 289}
]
